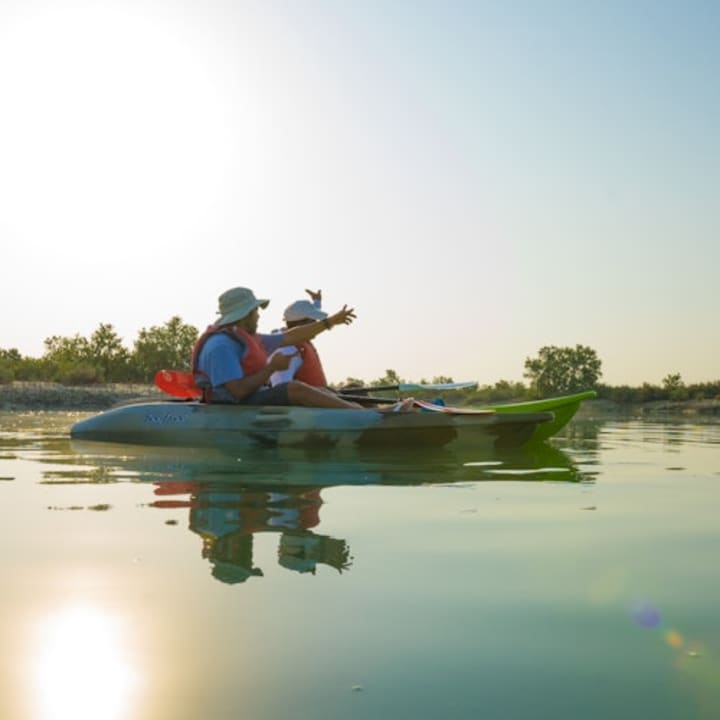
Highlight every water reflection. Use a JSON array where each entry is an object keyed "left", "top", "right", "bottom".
[
  {"left": 3, "top": 413, "right": 596, "bottom": 587},
  {"left": 153, "top": 482, "right": 351, "bottom": 583},
  {"left": 4, "top": 413, "right": 719, "bottom": 718},
  {"left": 62, "top": 438, "right": 590, "bottom": 487},
  {"left": 54, "top": 439, "right": 590, "bottom": 584}
]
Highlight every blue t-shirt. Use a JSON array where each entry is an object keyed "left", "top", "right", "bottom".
[{"left": 196, "top": 332, "right": 284, "bottom": 403}]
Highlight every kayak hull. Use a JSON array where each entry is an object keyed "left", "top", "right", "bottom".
[
  {"left": 488, "top": 391, "right": 596, "bottom": 441},
  {"left": 70, "top": 401, "right": 552, "bottom": 450}
]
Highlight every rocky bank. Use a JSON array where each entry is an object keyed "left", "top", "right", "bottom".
[{"left": 0, "top": 382, "right": 163, "bottom": 411}]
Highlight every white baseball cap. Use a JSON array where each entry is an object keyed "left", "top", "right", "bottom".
[{"left": 283, "top": 300, "right": 328, "bottom": 323}]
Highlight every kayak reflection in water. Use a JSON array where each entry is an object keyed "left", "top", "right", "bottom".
[{"left": 152, "top": 482, "right": 352, "bottom": 585}]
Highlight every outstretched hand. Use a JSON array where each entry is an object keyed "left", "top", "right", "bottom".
[
  {"left": 328, "top": 305, "right": 356, "bottom": 328},
  {"left": 305, "top": 288, "right": 322, "bottom": 303}
]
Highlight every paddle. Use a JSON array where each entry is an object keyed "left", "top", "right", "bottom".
[
  {"left": 154, "top": 369, "right": 202, "bottom": 399},
  {"left": 341, "top": 381, "right": 478, "bottom": 394}
]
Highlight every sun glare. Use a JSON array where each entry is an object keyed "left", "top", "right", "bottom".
[
  {"left": 1, "top": 3, "right": 253, "bottom": 244},
  {"left": 32, "top": 605, "right": 138, "bottom": 720}
]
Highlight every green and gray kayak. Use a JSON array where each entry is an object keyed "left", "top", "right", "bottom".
[{"left": 70, "top": 391, "right": 595, "bottom": 450}]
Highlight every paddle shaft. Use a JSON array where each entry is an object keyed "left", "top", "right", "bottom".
[{"left": 341, "top": 381, "right": 476, "bottom": 395}]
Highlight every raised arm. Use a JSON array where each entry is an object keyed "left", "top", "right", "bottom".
[{"left": 280, "top": 305, "right": 356, "bottom": 346}]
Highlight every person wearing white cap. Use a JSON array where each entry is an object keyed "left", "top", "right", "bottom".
[
  {"left": 192, "top": 286, "right": 363, "bottom": 408},
  {"left": 269, "top": 289, "right": 332, "bottom": 388}
]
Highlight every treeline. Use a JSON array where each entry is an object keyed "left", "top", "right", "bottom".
[
  {"left": 343, "top": 370, "right": 720, "bottom": 404},
  {"left": 2, "top": 327, "right": 718, "bottom": 403},
  {"left": 596, "top": 379, "right": 720, "bottom": 403},
  {"left": 0, "top": 317, "right": 198, "bottom": 384},
  {"left": 460, "top": 379, "right": 720, "bottom": 404}
]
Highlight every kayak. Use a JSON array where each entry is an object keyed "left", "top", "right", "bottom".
[
  {"left": 487, "top": 390, "right": 597, "bottom": 441},
  {"left": 70, "top": 401, "right": 553, "bottom": 450},
  {"left": 69, "top": 391, "right": 596, "bottom": 450}
]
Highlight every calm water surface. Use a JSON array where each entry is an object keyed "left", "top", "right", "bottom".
[{"left": 0, "top": 411, "right": 718, "bottom": 720}]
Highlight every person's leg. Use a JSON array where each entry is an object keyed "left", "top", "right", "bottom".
[
  {"left": 240, "top": 384, "right": 292, "bottom": 406},
  {"left": 241, "top": 382, "right": 414, "bottom": 411},
  {"left": 287, "top": 381, "right": 363, "bottom": 409}
]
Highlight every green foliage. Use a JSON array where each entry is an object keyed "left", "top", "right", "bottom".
[
  {"left": 44, "top": 333, "right": 90, "bottom": 364},
  {"left": 597, "top": 378, "right": 720, "bottom": 403},
  {"left": 41, "top": 326, "right": 129, "bottom": 383},
  {"left": 595, "top": 384, "right": 635, "bottom": 403},
  {"left": 1, "top": 317, "right": 198, "bottom": 384},
  {"left": 467, "top": 380, "right": 529, "bottom": 403},
  {"left": 431, "top": 375, "right": 454, "bottom": 385},
  {"left": 340, "top": 377, "right": 365, "bottom": 389},
  {"left": 3, "top": 329, "right": 720, "bottom": 406},
  {"left": 524, "top": 345, "right": 602, "bottom": 396},
  {"left": 13, "top": 356, "right": 48, "bottom": 381},
  {"left": 59, "top": 363, "right": 103, "bottom": 385},
  {"left": 0, "top": 363, "right": 13, "bottom": 384},
  {"left": 685, "top": 381, "right": 720, "bottom": 400},
  {"left": 0, "top": 348, "right": 22, "bottom": 363},
  {"left": 371, "top": 369, "right": 403, "bottom": 387},
  {"left": 661, "top": 373, "right": 688, "bottom": 400},
  {"left": 88, "top": 324, "right": 130, "bottom": 382},
  {"left": 639, "top": 382, "right": 664, "bottom": 402},
  {"left": 132, "top": 316, "right": 199, "bottom": 381},
  {"left": 0, "top": 348, "right": 22, "bottom": 384},
  {"left": 43, "top": 334, "right": 93, "bottom": 381}
]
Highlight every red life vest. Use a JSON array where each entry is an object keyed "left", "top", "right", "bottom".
[
  {"left": 191, "top": 325, "right": 268, "bottom": 401},
  {"left": 293, "top": 340, "right": 328, "bottom": 387}
]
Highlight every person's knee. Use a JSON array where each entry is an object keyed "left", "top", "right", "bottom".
[{"left": 287, "top": 380, "right": 313, "bottom": 404}]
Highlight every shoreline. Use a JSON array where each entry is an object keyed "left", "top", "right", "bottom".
[
  {"left": 0, "top": 382, "right": 162, "bottom": 411},
  {"left": 575, "top": 397, "right": 720, "bottom": 419},
  {"left": 0, "top": 382, "right": 718, "bottom": 416}
]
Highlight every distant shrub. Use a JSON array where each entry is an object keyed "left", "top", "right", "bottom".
[
  {"left": 465, "top": 380, "right": 529, "bottom": 404},
  {"left": 60, "top": 364, "right": 103, "bottom": 385},
  {"left": 0, "top": 364, "right": 14, "bottom": 385},
  {"left": 688, "top": 381, "right": 720, "bottom": 400}
]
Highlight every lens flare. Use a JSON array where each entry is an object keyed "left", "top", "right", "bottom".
[{"left": 631, "top": 602, "right": 661, "bottom": 629}]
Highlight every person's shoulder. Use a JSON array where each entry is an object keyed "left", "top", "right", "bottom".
[{"left": 203, "top": 331, "right": 246, "bottom": 351}]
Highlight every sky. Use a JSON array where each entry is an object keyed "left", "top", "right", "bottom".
[{"left": 0, "top": 0, "right": 718, "bottom": 387}]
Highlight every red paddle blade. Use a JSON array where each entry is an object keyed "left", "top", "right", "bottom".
[{"left": 154, "top": 369, "right": 202, "bottom": 399}]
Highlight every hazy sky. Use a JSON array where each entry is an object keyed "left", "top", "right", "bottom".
[{"left": 1, "top": 0, "right": 718, "bottom": 386}]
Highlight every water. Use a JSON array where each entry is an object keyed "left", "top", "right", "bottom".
[{"left": 0, "top": 411, "right": 718, "bottom": 720}]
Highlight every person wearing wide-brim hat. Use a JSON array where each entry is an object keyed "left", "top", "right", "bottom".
[{"left": 193, "top": 286, "right": 363, "bottom": 408}]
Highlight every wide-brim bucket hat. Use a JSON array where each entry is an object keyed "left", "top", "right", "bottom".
[{"left": 216, "top": 287, "right": 269, "bottom": 326}]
